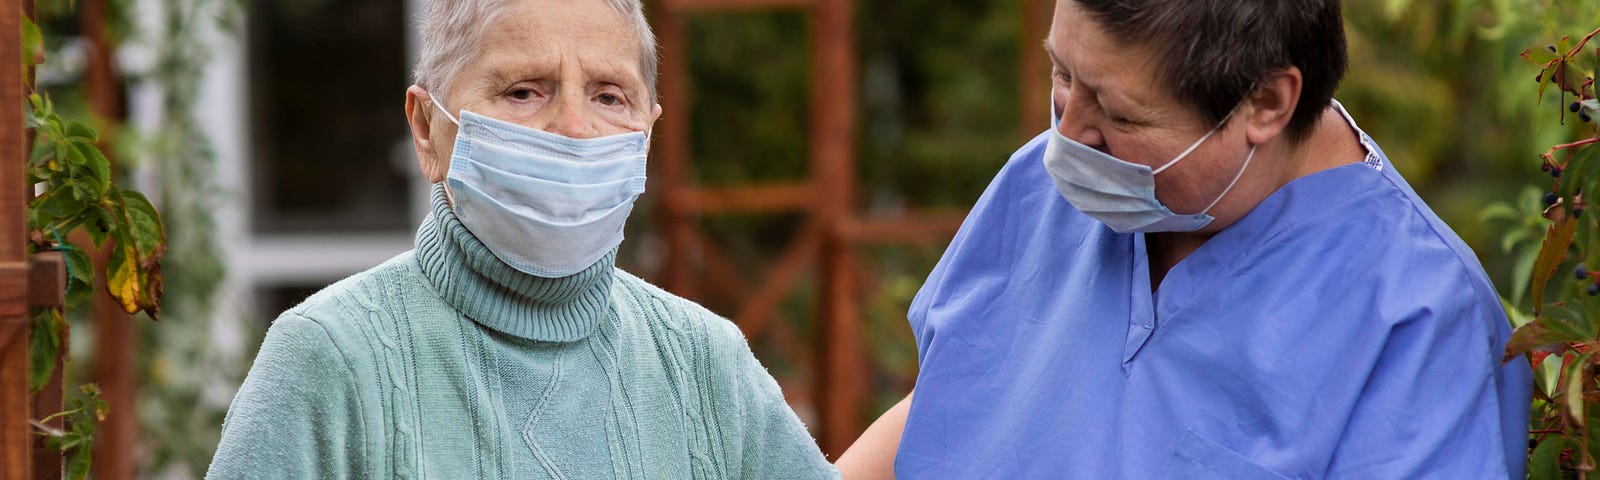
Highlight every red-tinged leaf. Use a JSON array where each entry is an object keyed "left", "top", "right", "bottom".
[
  {"left": 1509, "top": 320, "right": 1573, "bottom": 362},
  {"left": 1554, "top": 61, "right": 1588, "bottom": 98},
  {"left": 1533, "top": 214, "right": 1580, "bottom": 316},
  {"left": 1533, "top": 350, "right": 1554, "bottom": 369}
]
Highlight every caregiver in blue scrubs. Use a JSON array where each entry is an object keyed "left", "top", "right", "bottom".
[{"left": 836, "top": 0, "right": 1532, "bottom": 478}]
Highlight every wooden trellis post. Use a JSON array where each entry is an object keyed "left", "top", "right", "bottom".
[
  {"left": 81, "top": 0, "right": 138, "bottom": 476},
  {"left": 5, "top": 0, "right": 70, "bottom": 477},
  {"left": 2, "top": 0, "right": 33, "bottom": 475},
  {"left": 1022, "top": 0, "right": 1052, "bottom": 140},
  {"left": 654, "top": 0, "right": 1054, "bottom": 457}
]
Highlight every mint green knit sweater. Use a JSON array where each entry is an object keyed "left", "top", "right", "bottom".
[{"left": 207, "top": 186, "right": 839, "bottom": 479}]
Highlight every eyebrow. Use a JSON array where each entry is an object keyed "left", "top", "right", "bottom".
[
  {"left": 1042, "top": 40, "right": 1099, "bottom": 91},
  {"left": 1042, "top": 40, "right": 1155, "bottom": 115}
]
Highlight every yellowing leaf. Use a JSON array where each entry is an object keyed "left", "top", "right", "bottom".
[{"left": 105, "top": 242, "right": 143, "bottom": 317}]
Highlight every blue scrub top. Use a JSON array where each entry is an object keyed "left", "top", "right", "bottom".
[{"left": 897, "top": 106, "right": 1532, "bottom": 479}]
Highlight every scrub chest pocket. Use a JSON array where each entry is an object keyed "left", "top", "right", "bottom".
[{"left": 1161, "top": 430, "right": 1292, "bottom": 480}]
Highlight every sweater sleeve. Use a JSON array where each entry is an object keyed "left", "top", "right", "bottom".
[
  {"left": 207, "top": 312, "right": 368, "bottom": 479},
  {"left": 704, "top": 319, "right": 841, "bottom": 480}
]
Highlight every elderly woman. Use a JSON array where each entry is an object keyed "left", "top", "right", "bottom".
[
  {"left": 837, "top": 1, "right": 1530, "bottom": 478},
  {"left": 206, "top": 0, "right": 838, "bottom": 478}
]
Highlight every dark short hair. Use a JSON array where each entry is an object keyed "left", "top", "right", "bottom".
[{"left": 1070, "top": 0, "right": 1347, "bottom": 141}]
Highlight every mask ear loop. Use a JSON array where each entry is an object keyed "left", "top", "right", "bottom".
[
  {"left": 425, "top": 90, "right": 461, "bottom": 205},
  {"left": 427, "top": 91, "right": 460, "bottom": 126},
  {"left": 1151, "top": 108, "right": 1237, "bottom": 175},
  {"left": 1197, "top": 143, "right": 1257, "bottom": 215},
  {"left": 1153, "top": 80, "right": 1260, "bottom": 176}
]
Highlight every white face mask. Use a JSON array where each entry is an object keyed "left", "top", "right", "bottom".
[
  {"left": 430, "top": 93, "right": 648, "bottom": 277},
  {"left": 1042, "top": 101, "right": 1256, "bottom": 233}
]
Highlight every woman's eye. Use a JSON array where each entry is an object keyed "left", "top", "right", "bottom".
[
  {"left": 509, "top": 88, "right": 536, "bottom": 101},
  {"left": 597, "top": 93, "right": 622, "bottom": 106}
]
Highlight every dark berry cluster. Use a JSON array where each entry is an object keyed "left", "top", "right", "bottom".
[{"left": 1580, "top": 265, "right": 1600, "bottom": 296}]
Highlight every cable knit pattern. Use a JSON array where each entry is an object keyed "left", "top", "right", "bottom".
[{"left": 207, "top": 185, "right": 839, "bottom": 479}]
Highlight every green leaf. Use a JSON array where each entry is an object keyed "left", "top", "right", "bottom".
[
  {"left": 1561, "top": 144, "right": 1600, "bottom": 200},
  {"left": 62, "top": 248, "right": 93, "bottom": 310},
  {"left": 1522, "top": 45, "right": 1561, "bottom": 66},
  {"left": 20, "top": 16, "right": 40, "bottom": 85},
  {"left": 83, "top": 208, "right": 112, "bottom": 249},
  {"left": 1480, "top": 202, "right": 1519, "bottom": 224},
  {"left": 1539, "top": 349, "right": 1564, "bottom": 399},
  {"left": 1514, "top": 246, "right": 1538, "bottom": 307},
  {"left": 65, "top": 446, "right": 91, "bottom": 480},
  {"left": 118, "top": 190, "right": 166, "bottom": 259},
  {"left": 26, "top": 187, "right": 92, "bottom": 232},
  {"left": 28, "top": 310, "right": 62, "bottom": 393},
  {"left": 1542, "top": 303, "right": 1598, "bottom": 341},
  {"left": 1502, "top": 229, "right": 1530, "bottom": 254},
  {"left": 1564, "top": 351, "right": 1594, "bottom": 426},
  {"left": 27, "top": 131, "right": 51, "bottom": 167},
  {"left": 1530, "top": 434, "right": 1577, "bottom": 480},
  {"left": 68, "top": 141, "right": 111, "bottom": 198},
  {"left": 62, "top": 122, "right": 96, "bottom": 143},
  {"left": 1539, "top": 63, "right": 1556, "bottom": 105}
]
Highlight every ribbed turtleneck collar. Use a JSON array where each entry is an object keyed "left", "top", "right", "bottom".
[{"left": 414, "top": 183, "right": 615, "bottom": 342}]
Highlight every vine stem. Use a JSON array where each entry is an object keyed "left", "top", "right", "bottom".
[
  {"left": 1545, "top": 137, "right": 1600, "bottom": 165},
  {"left": 1573, "top": 27, "right": 1600, "bottom": 58}
]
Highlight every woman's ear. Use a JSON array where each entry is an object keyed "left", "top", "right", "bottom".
[
  {"left": 405, "top": 85, "right": 450, "bottom": 183},
  {"left": 1243, "top": 67, "right": 1302, "bottom": 146}
]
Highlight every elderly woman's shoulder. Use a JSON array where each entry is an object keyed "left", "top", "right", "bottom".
[
  {"left": 271, "top": 252, "right": 424, "bottom": 334},
  {"left": 610, "top": 269, "right": 751, "bottom": 347}
]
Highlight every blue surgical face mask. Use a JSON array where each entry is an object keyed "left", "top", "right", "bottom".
[
  {"left": 429, "top": 93, "right": 648, "bottom": 277},
  {"left": 1042, "top": 100, "right": 1256, "bottom": 233}
]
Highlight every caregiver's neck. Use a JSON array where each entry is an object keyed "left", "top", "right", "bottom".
[{"left": 1145, "top": 107, "right": 1366, "bottom": 290}]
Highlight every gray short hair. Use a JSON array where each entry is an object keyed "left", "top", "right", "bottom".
[{"left": 413, "top": 0, "right": 659, "bottom": 102}]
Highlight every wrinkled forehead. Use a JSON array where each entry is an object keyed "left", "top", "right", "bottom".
[{"left": 449, "top": 1, "right": 642, "bottom": 87}]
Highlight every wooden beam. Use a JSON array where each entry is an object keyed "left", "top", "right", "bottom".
[
  {"left": 733, "top": 223, "right": 821, "bottom": 340},
  {"left": 836, "top": 212, "right": 967, "bottom": 245},
  {"left": 667, "top": 183, "right": 816, "bottom": 214}
]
